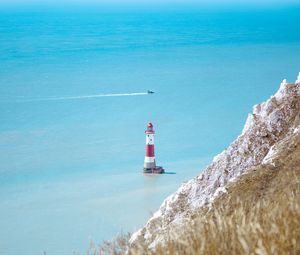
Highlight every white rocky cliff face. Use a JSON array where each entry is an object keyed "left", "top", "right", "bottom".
[{"left": 130, "top": 74, "right": 300, "bottom": 248}]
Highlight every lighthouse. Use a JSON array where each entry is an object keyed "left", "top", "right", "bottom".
[{"left": 144, "top": 122, "right": 164, "bottom": 174}]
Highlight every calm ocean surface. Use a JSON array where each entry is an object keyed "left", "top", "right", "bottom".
[{"left": 0, "top": 4, "right": 300, "bottom": 254}]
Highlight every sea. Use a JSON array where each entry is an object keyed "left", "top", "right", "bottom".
[{"left": 0, "top": 3, "right": 300, "bottom": 254}]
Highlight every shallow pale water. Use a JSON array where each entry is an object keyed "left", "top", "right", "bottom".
[{"left": 0, "top": 4, "right": 300, "bottom": 254}]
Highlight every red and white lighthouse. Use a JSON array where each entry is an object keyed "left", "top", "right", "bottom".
[{"left": 144, "top": 122, "right": 164, "bottom": 174}]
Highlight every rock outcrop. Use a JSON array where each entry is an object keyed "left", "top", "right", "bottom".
[{"left": 130, "top": 73, "right": 300, "bottom": 248}]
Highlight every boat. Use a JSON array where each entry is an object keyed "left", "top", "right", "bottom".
[{"left": 147, "top": 90, "right": 155, "bottom": 94}]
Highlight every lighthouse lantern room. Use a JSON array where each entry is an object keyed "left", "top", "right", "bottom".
[{"left": 143, "top": 122, "right": 164, "bottom": 174}]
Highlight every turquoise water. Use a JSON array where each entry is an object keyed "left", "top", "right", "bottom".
[{"left": 1, "top": 4, "right": 300, "bottom": 254}]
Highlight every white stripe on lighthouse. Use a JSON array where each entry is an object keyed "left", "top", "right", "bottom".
[
  {"left": 146, "top": 134, "right": 154, "bottom": 145},
  {"left": 144, "top": 157, "right": 155, "bottom": 163}
]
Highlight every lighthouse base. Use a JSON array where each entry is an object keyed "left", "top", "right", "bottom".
[{"left": 143, "top": 166, "right": 165, "bottom": 174}]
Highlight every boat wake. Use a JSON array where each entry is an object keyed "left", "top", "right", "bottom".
[{"left": 8, "top": 92, "right": 149, "bottom": 103}]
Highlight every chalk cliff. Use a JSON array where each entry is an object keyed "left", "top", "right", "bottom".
[{"left": 130, "top": 73, "right": 300, "bottom": 249}]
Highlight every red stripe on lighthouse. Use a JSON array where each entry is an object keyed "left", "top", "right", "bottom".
[{"left": 145, "top": 144, "right": 155, "bottom": 157}]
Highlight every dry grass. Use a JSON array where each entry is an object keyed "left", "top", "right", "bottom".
[
  {"left": 151, "top": 169, "right": 300, "bottom": 255},
  {"left": 86, "top": 233, "right": 130, "bottom": 255},
  {"left": 96, "top": 167, "right": 300, "bottom": 255},
  {"left": 96, "top": 135, "right": 300, "bottom": 255}
]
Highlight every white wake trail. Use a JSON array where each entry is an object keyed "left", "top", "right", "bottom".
[{"left": 14, "top": 92, "right": 149, "bottom": 102}]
